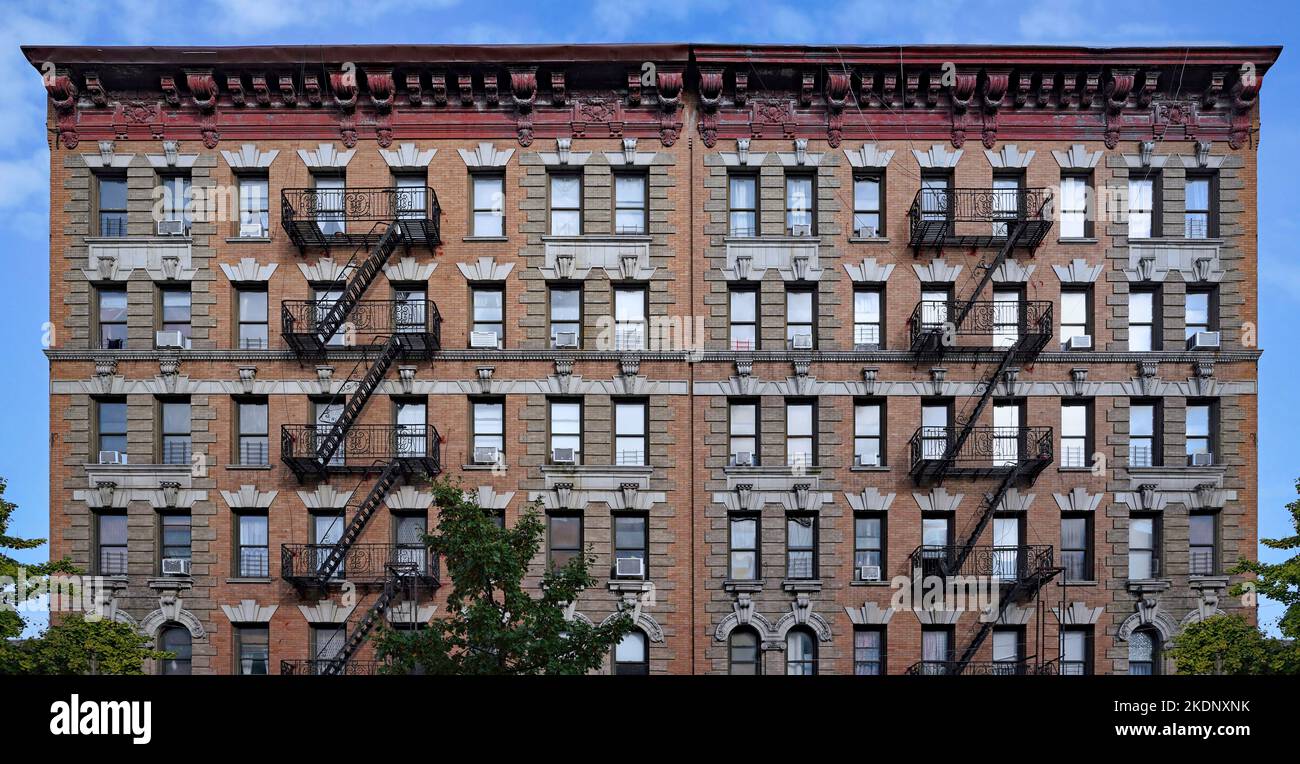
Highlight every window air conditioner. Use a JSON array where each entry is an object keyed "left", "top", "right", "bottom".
[
  {"left": 1187, "top": 331, "right": 1221, "bottom": 350},
  {"left": 239, "top": 223, "right": 266, "bottom": 238},
  {"left": 473, "top": 446, "right": 499, "bottom": 464},
  {"left": 470, "top": 331, "right": 500, "bottom": 349},
  {"left": 161, "top": 558, "right": 192, "bottom": 576},
  {"left": 859, "top": 565, "right": 882, "bottom": 582},
  {"left": 553, "top": 331, "right": 578, "bottom": 349},
  {"left": 155, "top": 330, "right": 189, "bottom": 349},
  {"left": 790, "top": 224, "right": 813, "bottom": 237},
  {"left": 615, "top": 557, "right": 645, "bottom": 578},
  {"left": 551, "top": 447, "right": 576, "bottom": 464},
  {"left": 97, "top": 450, "right": 127, "bottom": 465},
  {"left": 1063, "top": 335, "right": 1093, "bottom": 351},
  {"left": 856, "top": 225, "right": 878, "bottom": 239},
  {"left": 732, "top": 451, "right": 753, "bottom": 467},
  {"left": 1188, "top": 452, "right": 1215, "bottom": 467},
  {"left": 791, "top": 333, "right": 814, "bottom": 349},
  {"left": 855, "top": 453, "right": 880, "bottom": 467},
  {"left": 157, "top": 219, "right": 188, "bottom": 236}
]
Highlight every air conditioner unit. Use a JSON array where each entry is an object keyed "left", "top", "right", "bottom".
[
  {"left": 239, "top": 223, "right": 266, "bottom": 238},
  {"left": 790, "top": 333, "right": 814, "bottom": 349},
  {"left": 1187, "top": 331, "right": 1221, "bottom": 350},
  {"left": 155, "top": 330, "right": 189, "bottom": 349},
  {"left": 859, "top": 565, "right": 882, "bottom": 582},
  {"left": 1063, "top": 334, "right": 1093, "bottom": 351},
  {"left": 551, "top": 447, "right": 576, "bottom": 464},
  {"left": 161, "top": 558, "right": 192, "bottom": 576},
  {"left": 1188, "top": 452, "right": 1215, "bottom": 467},
  {"left": 855, "top": 453, "right": 880, "bottom": 468},
  {"left": 156, "top": 219, "right": 188, "bottom": 236},
  {"left": 732, "top": 451, "right": 753, "bottom": 467},
  {"left": 790, "top": 224, "right": 813, "bottom": 237},
  {"left": 97, "top": 450, "right": 127, "bottom": 465},
  {"left": 553, "top": 331, "right": 578, "bottom": 349},
  {"left": 469, "top": 331, "right": 500, "bottom": 349},
  {"left": 473, "top": 446, "right": 499, "bottom": 464},
  {"left": 856, "top": 225, "right": 878, "bottom": 239},
  {"left": 615, "top": 557, "right": 645, "bottom": 578}
]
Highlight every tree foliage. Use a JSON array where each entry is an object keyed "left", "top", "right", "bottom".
[
  {"left": 0, "top": 476, "right": 77, "bottom": 640},
  {"left": 1170, "top": 614, "right": 1300, "bottom": 675},
  {"left": 1233, "top": 478, "right": 1300, "bottom": 639},
  {"left": 372, "top": 480, "right": 634, "bottom": 674},
  {"left": 0, "top": 614, "right": 170, "bottom": 675}
]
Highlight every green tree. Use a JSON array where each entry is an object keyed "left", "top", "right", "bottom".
[
  {"left": 0, "top": 476, "right": 76, "bottom": 640},
  {"left": 0, "top": 613, "right": 170, "bottom": 675},
  {"left": 1233, "top": 478, "right": 1300, "bottom": 639},
  {"left": 1170, "top": 614, "right": 1299, "bottom": 675},
  {"left": 373, "top": 480, "right": 634, "bottom": 675}
]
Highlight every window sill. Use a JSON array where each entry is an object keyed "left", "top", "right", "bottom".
[
  {"left": 1128, "top": 237, "right": 1225, "bottom": 246},
  {"left": 1061, "top": 579, "right": 1099, "bottom": 586},
  {"left": 723, "top": 579, "right": 764, "bottom": 593},
  {"left": 850, "top": 465, "right": 890, "bottom": 473},
  {"left": 225, "top": 464, "right": 272, "bottom": 471},
  {"left": 225, "top": 577, "right": 273, "bottom": 584},
  {"left": 1057, "top": 237, "right": 1099, "bottom": 245},
  {"left": 1057, "top": 467, "right": 1096, "bottom": 473},
  {"left": 782, "top": 578, "right": 822, "bottom": 593},
  {"left": 850, "top": 580, "right": 893, "bottom": 587},
  {"left": 848, "top": 237, "right": 890, "bottom": 244},
  {"left": 225, "top": 236, "right": 272, "bottom": 244},
  {"left": 461, "top": 463, "right": 505, "bottom": 471},
  {"left": 462, "top": 236, "right": 510, "bottom": 242}
]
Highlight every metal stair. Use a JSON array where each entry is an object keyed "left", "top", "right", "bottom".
[
  {"left": 319, "top": 562, "right": 421, "bottom": 676},
  {"left": 314, "top": 333, "right": 407, "bottom": 466}
]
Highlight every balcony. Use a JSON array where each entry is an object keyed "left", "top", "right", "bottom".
[
  {"left": 908, "top": 426, "right": 1053, "bottom": 485},
  {"left": 908, "top": 300, "right": 1053, "bottom": 357},
  {"left": 907, "top": 187, "right": 1053, "bottom": 254},
  {"left": 904, "top": 659, "right": 1059, "bottom": 676},
  {"left": 280, "top": 543, "right": 439, "bottom": 589},
  {"left": 281, "top": 187, "right": 440, "bottom": 252},
  {"left": 281, "top": 299, "right": 441, "bottom": 358},
  {"left": 907, "top": 544, "right": 1057, "bottom": 586},
  {"left": 280, "top": 424, "right": 442, "bottom": 479},
  {"left": 279, "top": 659, "right": 382, "bottom": 676}
]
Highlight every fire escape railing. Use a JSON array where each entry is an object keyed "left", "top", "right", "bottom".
[
  {"left": 908, "top": 300, "right": 1054, "bottom": 357},
  {"left": 907, "top": 187, "right": 1054, "bottom": 255},
  {"left": 282, "top": 186, "right": 440, "bottom": 252},
  {"left": 282, "top": 299, "right": 441, "bottom": 358}
]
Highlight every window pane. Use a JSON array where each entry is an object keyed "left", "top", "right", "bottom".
[
  {"left": 1186, "top": 293, "right": 1209, "bottom": 327},
  {"left": 1190, "top": 514, "right": 1215, "bottom": 546},
  {"left": 239, "top": 290, "right": 267, "bottom": 322},
  {"left": 99, "top": 177, "right": 127, "bottom": 208},
  {"left": 855, "top": 404, "right": 880, "bottom": 437},
  {"left": 551, "top": 288, "right": 580, "bottom": 321},
  {"left": 787, "top": 291, "right": 813, "bottom": 322},
  {"left": 615, "top": 403, "right": 645, "bottom": 436},
  {"left": 1129, "top": 405, "right": 1154, "bottom": 436},
  {"left": 239, "top": 402, "right": 268, "bottom": 435},
  {"left": 615, "top": 631, "right": 645, "bottom": 662},
  {"left": 551, "top": 175, "right": 580, "bottom": 207},
  {"left": 99, "top": 514, "right": 128, "bottom": 545},
  {"left": 729, "top": 176, "right": 755, "bottom": 208},
  {"left": 730, "top": 404, "right": 755, "bottom": 436},
  {"left": 550, "top": 516, "right": 580, "bottom": 547},
  {"left": 854, "top": 290, "right": 880, "bottom": 323},
  {"left": 473, "top": 289, "right": 503, "bottom": 320},
  {"left": 786, "top": 404, "right": 813, "bottom": 437},
  {"left": 162, "top": 402, "right": 190, "bottom": 433},
  {"left": 731, "top": 290, "right": 755, "bottom": 322},
  {"left": 1062, "top": 405, "right": 1087, "bottom": 438}
]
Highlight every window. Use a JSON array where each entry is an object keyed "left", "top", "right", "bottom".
[
  {"left": 853, "top": 627, "right": 884, "bottom": 675},
  {"left": 237, "top": 513, "right": 269, "bottom": 578},
  {"left": 314, "top": 400, "right": 345, "bottom": 466},
  {"left": 854, "top": 400, "right": 883, "bottom": 467},
  {"left": 237, "top": 176, "right": 269, "bottom": 237},
  {"left": 471, "top": 174, "right": 505, "bottom": 237},
  {"left": 1129, "top": 288, "right": 1158, "bottom": 351},
  {"left": 236, "top": 398, "right": 268, "bottom": 466},
  {"left": 729, "top": 400, "right": 758, "bottom": 466},
  {"left": 471, "top": 399, "right": 505, "bottom": 462},
  {"left": 853, "top": 173, "right": 883, "bottom": 237},
  {"left": 1190, "top": 512, "right": 1218, "bottom": 576},
  {"left": 728, "top": 174, "right": 758, "bottom": 236},
  {"left": 992, "top": 288, "right": 1022, "bottom": 348},
  {"left": 1060, "top": 628, "right": 1093, "bottom": 675},
  {"left": 921, "top": 627, "right": 953, "bottom": 673},
  {"left": 1129, "top": 514, "right": 1161, "bottom": 579},
  {"left": 1128, "top": 628, "right": 1161, "bottom": 675},
  {"left": 1184, "top": 173, "right": 1218, "bottom": 239},
  {"left": 97, "top": 513, "right": 128, "bottom": 576},
  {"left": 920, "top": 514, "right": 952, "bottom": 578},
  {"left": 1127, "top": 174, "right": 1160, "bottom": 238},
  {"left": 313, "top": 285, "right": 345, "bottom": 348},
  {"left": 97, "top": 175, "right": 128, "bottom": 237},
  {"left": 549, "top": 285, "right": 581, "bottom": 348},
  {"left": 549, "top": 399, "right": 582, "bottom": 464},
  {"left": 785, "top": 174, "right": 815, "bottom": 235},
  {"left": 1061, "top": 513, "right": 1093, "bottom": 582},
  {"left": 156, "top": 173, "right": 192, "bottom": 233},
  {"left": 992, "top": 628, "right": 1024, "bottom": 673},
  {"left": 614, "top": 630, "right": 649, "bottom": 675},
  {"left": 991, "top": 172, "right": 1024, "bottom": 237},
  {"left": 312, "top": 625, "right": 346, "bottom": 669},
  {"left": 920, "top": 172, "right": 952, "bottom": 221},
  {"left": 853, "top": 287, "right": 882, "bottom": 348},
  {"left": 159, "top": 512, "right": 191, "bottom": 567},
  {"left": 160, "top": 399, "right": 191, "bottom": 465},
  {"left": 1186, "top": 401, "right": 1215, "bottom": 464},
  {"left": 921, "top": 401, "right": 950, "bottom": 460},
  {"left": 785, "top": 400, "right": 815, "bottom": 467},
  {"left": 1060, "top": 287, "right": 1091, "bottom": 345},
  {"left": 729, "top": 287, "right": 757, "bottom": 351},
  {"left": 159, "top": 288, "right": 192, "bottom": 348},
  {"left": 1060, "top": 173, "right": 1092, "bottom": 238},
  {"left": 613, "top": 286, "right": 647, "bottom": 351},
  {"left": 728, "top": 515, "right": 759, "bottom": 580},
  {"left": 785, "top": 628, "right": 817, "bottom": 675},
  {"left": 394, "top": 513, "right": 428, "bottom": 573},
  {"left": 394, "top": 287, "right": 427, "bottom": 334},
  {"left": 236, "top": 287, "right": 268, "bottom": 349},
  {"left": 729, "top": 628, "right": 761, "bottom": 675},
  {"left": 614, "top": 400, "right": 647, "bottom": 466},
  {"left": 96, "top": 398, "right": 127, "bottom": 456},
  {"left": 1060, "top": 400, "right": 1092, "bottom": 469},
  {"left": 920, "top": 286, "right": 952, "bottom": 331},
  {"left": 97, "top": 287, "right": 128, "bottom": 349},
  {"left": 159, "top": 625, "right": 192, "bottom": 675},
  {"left": 785, "top": 288, "right": 815, "bottom": 348},
  {"left": 549, "top": 173, "right": 582, "bottom": 235},
  {"left": 548, "top": 514, "right": 582, "bottom": 569},
  {"left": 313, "top": 514, "right": 345, "bottom": 578},
  {"left": 394, "top": 174, "right": 427, "bottom": 220},
  {"left": 1185, "top": 288, "right": 1217, "bottom": 340},
  {"left": 471, "top": 285, "right": 504, "bottom": 346},
  {"left": 614, "top": 173, "right": 647, "bottom": 234},
  {"left": 313, "top": 175, "right": 345, "bottom": 236},
  {"left": 785, "top": 514, "right": 817, "bottom": 580},
  {"left": 395, "top": 399, "right": 427, "bottom": 458},
  {"left": 613, "top": 514, "right": 648, "bottom": 579},
  {"left": 854, "top": 513, "right": 884, "bottom": 580},
  {"left": 1129, "top": 401, "right": 1159, "bottom": 467},
  {"left": 235, "top": 626, "right": 270, "bottom": 675}
]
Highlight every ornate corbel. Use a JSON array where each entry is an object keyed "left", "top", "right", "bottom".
[
  {"left": 626, "top": 70, "right": 642, "bottom": 107},
  {"left": 825, "top": 69, "right": 851, "bottom": 148},
  {"left": 43, "top": 67, "right": 79, "bottom": 149},
  {"left": 304, "top": 74, "right": 322, "bottom": 106},
  {"left": 948, "top": 71, "right": 977, "bottom": 148},
  {"left": 1013, "top": 71, "right": 1032, "bottom": 108},
  {"left": 550, "top": 71, "right": 566, "bottom": 106},
  {"left": 858, "top": 70, "right": 876, "bottom": 106},
  {"left": 483, "top": 72, "right": 499, "bottom": 106},
  {"left": 980, "top": 69, "right": 1010, "bottom": 148},
  {"left": 226, "top": 74, "right": 246, "bottom": 107},
  {"left": 186, "top": 70, "right": 220, "bottom": 148},
  {"left": 160, "top": 75, "right": 180, "bottom": 107},
  {"left": 1079, "top": 72, "right": 1100, "bottom": 109},
  {"left": 734, "top": 71, "right": 748, "bottom": 106},
  {"left": 83, "top": 72, "right": 107, "bottom": 107},
  {"left": 1229, "top": 68, "right": 1260, "bottom": 150},
  {"left": 509, "top": 66, "right": 538, "bottom": 147},
  {"left": 430, "top": 72, "right": 448, "bottom": 106},
  {"left": 1037, "top": 71, "right": 1057, "bottom": 108},
  {"left": 698, "top": 67, "right": 724, "bottom": 148},
  {"left": 251, "top": 74, "right": 271, "bottom": 107},
  {"left": 656, "top": 67, "right": 684, "bottom": 147},
  {"left": 904, "top": 71, "right": 920, "bottom": 107},
  {"left": 331, "top": 67, "right": 359, "bottom": 148},
  {"left": 368, "top": 69, "right": 396, "bottom": 147},
  {"left": 1203, "top": 71, "right": 1227, "bottom": 109},
  {"left": 405, "top": 72, "right": 423, "bottom": 106},
  {"left": 1138, "top": 70, "right": 1159, "bottom": 108},
  {"left": 457, "top": 73, "right": 473, "bottom": 106},
  {"left": 800, "top": 71, "right": 815, "bottom": 107},
  {"left": 1104, "top": 69, "right": 1137, "bottom": 149}
]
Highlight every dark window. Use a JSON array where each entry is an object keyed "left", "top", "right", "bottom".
[
  {"left": 159, "top": 625, "right": 192, "bottom": 675},
  {"left": 854, "top": 513, "right": 884, "bottom": 581},
  {"left": 1060, "top": 400, "right": 1092, "bottom": 469},
  {"left": 1060, "top": 513, "right": 1093, "bottom": 581},
  {"left": 548, "top": 514, "right": 582, "bottom": 569},
  {"left": 728, "top": 514, "right": 759, "bottom": 580},
  {"left": 237, "top": 513, "right": 269, "bottom": 578},
  {"left": 1129, "top": 400, "right": 1161, "bottom": 467},
  {"left": 471, "top": 173, "right": 505, "bottom": 237},
  {"left": 785, "top": 174, "right": 815, "bottom": 235},
  {"left": 160, "top": 398, "right": 191, "bottom": 465},
  {"left": 728, "top": 173, "right": 758, "bottom": 236},
  {"left": 614, "top": 400, "right": 647, "bottom": 466},
  {"left": 785, "top": 514, "right": 817, "bottom": 580},
  {"left": 992, "top": 627, "right": 1025, "bottom": 673},
  {"left": 1129, "top": 513, "right": 1162, "bottom": 580},
  {"left": 97, "top": 513, "right": 128, "bottom": 576},
  {"left": 235, "top": 625, "right": 270, "bottom": 675},
  {"left": 158, "top": 287, "right": 192, "bottom": 348},
  {"left": 549, "top": 284, "right": 581, "bottom": 348},
  {"left": 1060, "top": 627, "right": 1093, "bottom": 675},
  {"left": 1128, "top": 627, "right": 1161, "bottom": 675},
  {"left": 613, "top": 173, "right": 647, "bottom": 234},
  {"left": 236, "top": 398, "right": 269, "bottom": 466},
  {"left": 236, "top": 287, "right": 268, "bottom": 349},
  {"left": 854, "top": 399, "right": 884, "bottom": 467},
  {"left": 853, "top": 627, "right": 885, "bottom": 675},
  {"left": 613, "top": 514, "right": 648, "bottom": 579},
  {"left": 1190, "top": 511, "right": 1218, "bottom": 576},
  {"left": 729, "top": 627, "right": 762, "bottom": 675},
  {"left": 853, "top": 287, "right": 882, "bottom": 348},
  {"left": 1184, "top": 173, "right": 1219, "bottom": 239},
  {"left": 853, "top": 173, "right": 884, "bottom": 237},
  {"left": 97, "top": 175, "right": 128, "bottom": 237},
  {"left": 98, "top": 287, "right": 128, "bottom": 349},
  {"left": 921, "top": 626, "right": 953, "bottom": 673},
  {"left": 393, "top": 513, "right": 429, "bottom": 574},
  {"left": 919, "top": 172, "right": 952, "bottom": 222},
  {"left": 785, "top": 627, "right": 817, "bottom": 675},
  {"left": 614, "top": 630, "right": 649, "bottom": 675},
  {"left": 96, "top": 398, "right": 128, "bottom": 456},
  {"left": 159, "top": 512, "right": 191, "bottom": 567},
  {"left": 729, "top": 286, "right": 758, "bottom": 351},
  {"left": 549, "top": 172, "right": 582, "bottom": 235}
]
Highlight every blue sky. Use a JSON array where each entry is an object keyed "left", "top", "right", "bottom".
[{"left": 1, "top": 0, "right": 1295, "bottom": 633}]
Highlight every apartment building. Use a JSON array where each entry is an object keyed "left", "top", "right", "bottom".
[{"left": 27, "top": 43, "right": 1275, "bottom": 675}]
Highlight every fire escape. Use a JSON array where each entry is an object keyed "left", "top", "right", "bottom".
[
  {"left": 277, "top": 186, "right": 443, "bottom": 676},
  {"left": 903, "top": 186, "right": 1064, "bottom": 676}
]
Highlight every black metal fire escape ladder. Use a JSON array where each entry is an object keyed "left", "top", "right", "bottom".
[{"left": 320, "top": 561, "right": 420, "bottom": 676}]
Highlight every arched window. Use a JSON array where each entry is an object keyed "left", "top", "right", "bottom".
[
  {"left": 614, "top": 630, "right": 648, "bottom": 675},
  {"left": 785, "top": 627, "right": 817, "bottom": 675},
  {"left": 159, "top": 624, "right": 192, "bottom": 675},
  {"left": 729, "top": 627, "right": 761, "bottom": 675},
  {"left": 1128, "top": 628, "right": 1161, "bottom": 675}
]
